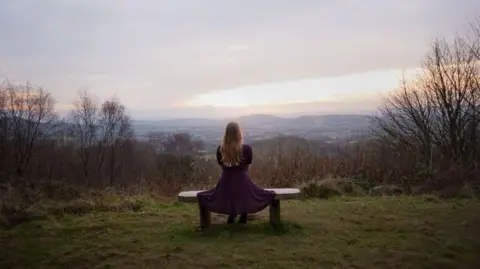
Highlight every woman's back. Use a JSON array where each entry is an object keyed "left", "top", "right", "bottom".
[
  {"left": 216, "top": 144, "right": 253, "bottom": 171},
  {"left": 196, "top": 122, "right": 275, "bottom": 216}
]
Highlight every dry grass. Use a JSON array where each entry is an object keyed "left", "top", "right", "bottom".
[
  {"left": 300, "top": 176, "right": 365, "bottom": 199},
  {"left": 0, "top": 182, "right": 164, "bottom": 229},
  {"left": 1, "top": 197, "right": 480, "bottom": 269}
]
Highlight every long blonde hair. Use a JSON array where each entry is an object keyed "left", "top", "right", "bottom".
[{"left": 220, "top": 121, "right": 243, "bottom": 167}]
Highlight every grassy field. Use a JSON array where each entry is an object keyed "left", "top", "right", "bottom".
[{"left": 1, "top": 196, "right": 480, "bottom": 269}]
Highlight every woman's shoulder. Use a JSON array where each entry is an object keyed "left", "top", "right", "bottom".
[
  {"left": 242, "top": 144, "right": 253, "bottom": 154},
  {"left": 242, "top": 144, "right": 252, "bottom": 150}
]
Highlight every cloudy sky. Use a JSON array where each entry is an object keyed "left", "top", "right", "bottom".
[{"left": 0, "top": 0, "right": 478, "bottom": 119}]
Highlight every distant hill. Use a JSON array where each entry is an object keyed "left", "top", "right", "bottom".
[
  {"left": 131, "top": 113, "right": 374, "bottom": 151},
  {"left": 234, "top": 114, "right": 288, "bottom": 126},
  {"left": 251, "top": 135, "right": 342, "bottom": 157},
  {"left": 133, "top": 114, "right": 372, "bottom": 130}
]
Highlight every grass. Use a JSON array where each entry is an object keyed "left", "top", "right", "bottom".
[{"left": 1, "top": 196, "right": 480, "bottom": 269}]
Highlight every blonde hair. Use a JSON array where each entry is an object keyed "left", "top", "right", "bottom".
[{"left": 220, "top": 121, "right": 243, "bottom": 167}]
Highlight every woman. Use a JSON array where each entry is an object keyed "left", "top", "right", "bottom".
[{"left": 197, "top": 121, "right": 276, "bottom": 224}]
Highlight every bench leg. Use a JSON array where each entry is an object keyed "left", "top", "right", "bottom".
[
  {"left": 269, "top": 199, "right": 281, "bottom": 227},
  {"left": 199, "top": 204, "right": 211, "bottom": 230}
]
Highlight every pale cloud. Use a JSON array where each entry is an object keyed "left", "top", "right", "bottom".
[
  {"left": 227, "top": 45, "right": 250, "bottom": 51},
  {"left": 0, "top": 0, "right": 478, "bottom": 118}
]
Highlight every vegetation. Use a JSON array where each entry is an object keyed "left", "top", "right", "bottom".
[
  {"left": 1, "top": 197, "right": 480, "bottom": 269},
  {"left": 0, "top": 16, "right": 479, "bottom": 269}
]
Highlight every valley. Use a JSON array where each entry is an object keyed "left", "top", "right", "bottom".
[{"left": 132, "top": 114, "right": 374, "bottom": 153}]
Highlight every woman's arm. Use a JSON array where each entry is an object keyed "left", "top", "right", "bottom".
[
  {"left": 244, "top": 145, "right": 253, "bottom": 169},
  {"left": 216, "top": 146, "right": 223, "bottom": 166}
]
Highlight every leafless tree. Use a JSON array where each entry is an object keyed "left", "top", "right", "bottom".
[
  {"left": 166, "top": 133, "right": 195, "bottom": 156},
  {"left": 2, "top": 81, "right": 57, "bottom": 176},
  {"left": 148, "top": 132, "right": 204, "bottom": 156},
  {"left": 468, "top": 18, "right": 480, "bottom": 142},
  {"left": 98, "top": 97, "right": 132, "bottom": 186},
  {"left": 69, "top": 90, "right": 99, "bottom": 181},
  {"left": 373, "top": 33, "right": 480, "bottom": 185},
  {"left": 0, "top": 83, "right": 8, "bottom": 177},
  {"left": 469, "top": 17, "right": 480, "bottom": 61},
  {"left": 374, "top": 78, "right": 435, "bottom": 168},
  {"left": 147, "top": 131, "right": 204, "bottom": 184},
  {"left": 423, "top": 38, "right": 479, "bottom": 163},
  {"left": 191, "top": 138, "right": 206, "bottom": 154},
  {"left": 147, "top": 131, "right": 169, "bottom": 153}
]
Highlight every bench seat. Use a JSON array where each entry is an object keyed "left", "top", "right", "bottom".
[{"left": 177, "top": 188, "right": 301, "bottom": 229}]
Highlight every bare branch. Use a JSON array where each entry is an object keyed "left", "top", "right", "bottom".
[
  {"left": 2, "top": 81, "right": 57, "bottom": 175},
  {"left": 69, "top": 89, "right": 99, "bottom": 180}
]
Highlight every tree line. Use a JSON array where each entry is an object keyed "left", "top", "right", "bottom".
[
  {"left": 0, "top": 85, "right": 206, "bottom": 190},
  {"left": 372, "top": 19, "right": 480, "bottom": 191},
  {"left": 0, "top": 18, "right": 479, "bottom": 196}
]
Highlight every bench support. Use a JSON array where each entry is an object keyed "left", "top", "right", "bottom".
[
  {"left": 199, "top": 204, "right": 211, "bottom": 229},
  {"left": 269, "top": 199, "right": 281, "bottom": 226}
]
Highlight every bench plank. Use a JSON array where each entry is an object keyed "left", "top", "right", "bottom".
[{"left": 178, "top": 188, "right": 301, "bottom": 203}]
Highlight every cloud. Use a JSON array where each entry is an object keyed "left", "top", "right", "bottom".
[
  {"left": 0, "top": 0, "right": 478, "bottom": 118},
  {"left": 185, "top": 67, "right": 423, "bottom": 107},
  {"left": 227, "top": 45, "right": 249, "bottom": 51}
]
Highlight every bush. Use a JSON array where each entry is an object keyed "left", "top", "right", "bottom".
[
  {"left": 454, "top": 182, "right": 477, "bottom": 199},
  {"left": 47, "top": 194, "right": 152, "bottom": 216},
  {"left": 368, "top": 185, "right": 403, "bottom": 196},
  {"left": 301, "top": 176, "right": 365, "bottom": 199},
  {"left": 421, "top": 194, "right": 441, "bottom": 203},
  {"left": 0, "top": 184, "right": 154, "bottom": 229}
]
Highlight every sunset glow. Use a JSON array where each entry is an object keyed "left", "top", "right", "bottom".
[{"left": 185, "top": 67, "right": 422, "bottom": 108}]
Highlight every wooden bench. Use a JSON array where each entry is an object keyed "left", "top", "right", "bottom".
[{"left": 177, "top": 188, "right": 301, "bottom": 229}]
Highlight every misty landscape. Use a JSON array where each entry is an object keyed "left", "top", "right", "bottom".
[
  {"left": 133, "top": 113, "right": 372, "bottom": 152},
  {"left": 1, "top": 1, "right": 480, "bottom": 268}
]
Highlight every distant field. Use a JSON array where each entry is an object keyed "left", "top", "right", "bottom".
[{"left": 1, "top": 197, "right": 480, "bottom": 269}]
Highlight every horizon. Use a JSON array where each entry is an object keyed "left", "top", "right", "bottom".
[
  {"left": 129, "top": 111, "right": 376, "bottom": 122},
  {"left": 1, "top": 1, "right": 479, "bottom": 119}
]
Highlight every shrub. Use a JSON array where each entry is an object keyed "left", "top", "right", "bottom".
[
  {"left": 48, "top": 194, "right": 152, "bottom": 216},
  {"left": 301, "top": 176, "right": 365, "bottom": 199},
  {"left": 421, "top": 194, "right": 441, "bottom": 203},
  {"left": 368, "top": 185, "right": 403, "bottom": 196},
  {"left": 0, "top": 185, "right": 154, "bottom": 229},
  {"left": 455, "top": 182, "right": 477, "bottom": 199}
]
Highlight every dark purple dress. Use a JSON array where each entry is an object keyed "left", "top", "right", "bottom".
[{"left": 197, "top": 144, "right": 276, "bottom": 215}]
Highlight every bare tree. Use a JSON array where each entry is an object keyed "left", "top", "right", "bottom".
[
  {"left": 70, "top": 90, "right": 99, "bottom": 181},
  {"left": 3, "top": 81, "right": 57, "bottom": 176},
  {"left": 98, "top": 97, "right": 132, "bottom": 186},
  {"left": 423, "top": 38, "right": 479, "bottom": 163},
  {"left": 373, "top": 34, "right": 480, "bottom": 186},
  {"left": 191, "top": 138, "right": 206, "bottom": 154},
  {"left": 468, "top": 18, "right": 480, "bottom": 153},
  {"left": 373, "top": 78, "right": 435, "bottom": 169},
  {"left": 469, "top": 17, "right": 480, "bottom": 61},
  {"left": 0, "top": 83, "right": 8, "bottom": 177},
  {"left": 147, "top": 131, "right": 204, "bottom": 184},
  {"left": 147, "top": 131, "right": 169, "bottom": 153},
  {"left": 148, "top": 132, "right": 204, "bottom": 156},
  {"left": 165, "top": 133, "right": 194, "bottom": 156}
]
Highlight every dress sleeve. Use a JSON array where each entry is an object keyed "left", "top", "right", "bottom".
[
  {"left": 216, "top": 146, "right": 223, "bottom": 165},
  {"left": 244, "top": 145, "right": 253, "bottom": 164}
]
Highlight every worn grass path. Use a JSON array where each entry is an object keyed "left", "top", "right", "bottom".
[{"left": 1, "top": 197, "right": 480, "bottom": 269}]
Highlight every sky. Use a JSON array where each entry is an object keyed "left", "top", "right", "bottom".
[{"left": 0, "top": 0, "right": 479, "bottom": 119}]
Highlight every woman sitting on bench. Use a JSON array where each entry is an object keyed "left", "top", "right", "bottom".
[{"left": 197, "top": 121, "right": 276, "bottom": 224}]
